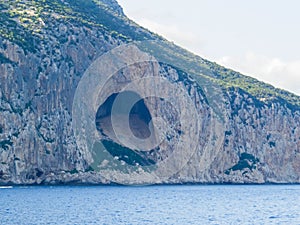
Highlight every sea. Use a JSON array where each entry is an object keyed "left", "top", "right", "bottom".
[{"left": 1, "top": 185, "right": 300, "bottom": 224}]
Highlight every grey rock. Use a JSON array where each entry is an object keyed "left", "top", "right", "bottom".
[{"left": 0, "top": 0, "right": 299, "bottom": 185}]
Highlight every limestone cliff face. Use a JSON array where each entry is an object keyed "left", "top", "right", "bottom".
[
  {"left": 0, "top": 0, "right": 123, "bottom": 184},
  {"left": 0, "top": 0, "right": 299, "bottom": 185},
  {"left": 176, "top": 89, "right": 300, "bottom": 184}
]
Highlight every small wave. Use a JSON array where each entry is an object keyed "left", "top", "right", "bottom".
[
  {"left": 269, "top": 215, "right": 280, "bottom": 219},
  {"left": 0, "top": 186, "right": 13, "bottom": 189}
]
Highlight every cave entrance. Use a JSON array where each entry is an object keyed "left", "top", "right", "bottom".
[{"left": 95, "top": 91, "right": 153, "bottom": 142}]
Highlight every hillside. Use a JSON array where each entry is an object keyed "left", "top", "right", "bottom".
[{"left": 0, "top": 0, "right": 299, "bottom": 185}]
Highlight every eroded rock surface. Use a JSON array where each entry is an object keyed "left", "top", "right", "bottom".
[{"left": 0, "top": 0, "right": 299, "bottom": 185}]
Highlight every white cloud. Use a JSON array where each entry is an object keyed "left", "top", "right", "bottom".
[
  {"left": 134, "top": 18, "right": 300, "bottom": 96},
  {"left": 118, "top": 1, "right": 300, "bottom": 97},
  {"left": 135, "top": 18, "right": 204, "bottom": 51},
  {"left": 218, "top": 53, "right": 300, "bottom": 96}
]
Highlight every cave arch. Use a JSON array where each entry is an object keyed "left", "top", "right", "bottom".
[{"left": 95, "top": 91, "right": 153, "bottom": 141}]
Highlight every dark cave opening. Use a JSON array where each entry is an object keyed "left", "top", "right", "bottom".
[{"left": 95, "top": 91, "right": 153, "bottom": 140}]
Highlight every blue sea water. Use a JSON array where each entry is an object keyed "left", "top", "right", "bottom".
[{"left": 1, "top": 185, "right": 300, "bottom": 225}]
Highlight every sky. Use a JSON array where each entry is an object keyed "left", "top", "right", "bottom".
[{"left": 117, "top": 0, "right": 300, "bottom": 96}]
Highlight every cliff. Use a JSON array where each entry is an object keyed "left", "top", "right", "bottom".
[{"left": 0, "top": 0, "right": 299, "bottom": 185}]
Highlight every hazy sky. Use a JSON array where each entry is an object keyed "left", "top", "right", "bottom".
[{"left": 117, "top": 0, "right": 300, "bottom": 95}]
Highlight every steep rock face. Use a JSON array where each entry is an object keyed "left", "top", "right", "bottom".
[
  {"left": 0, "top": 0, "right": 299, "bottom": 185},
  {"left": 0, "top": 0, "right": 123, "bottom": 184},
  {"left": 176, "top": 89, "right": 300, "bottom": 184}
]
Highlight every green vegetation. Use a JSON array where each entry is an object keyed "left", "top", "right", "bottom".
[
  {"left": 269, "top": 141, "right": 276, "bottom": 148},
  {"left": 213, "top": 65, "right": 300, "bottom": 109},
  {"left": 136, "top": 41, "right": 300, "bottom": 110},
  {"left": 225, "top": 152, "right": 259, "bottom": 175},
  {"left": 0, "top": 0, "right": 152, "bottom": 53},
  {"left": 70, "top": 168, "right": 79, "bottom": 174},
  {"left": 0, "top": 0, "right": 299, "bottom": 109},
  {"left": 0, "top": 139, "right": 13, "bottom": 150},
  {"left": 101, "top": 140, "right": 155, "bottom": 166},
  {"left": 0, "top": 2, "right": 39, "bottom": 53},
  {"left": 85, "top": 166, "right": 94, "bottom": 172},
  {"left": 225, "top": 130, "right": 232, "bottom": 136},
  {"left": 0, "top": 53, "right": 12, "bottom": 64}
]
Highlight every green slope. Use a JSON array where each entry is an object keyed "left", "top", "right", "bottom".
[{"left": 1, "top": 0, "right": 299, "bottom": 109}]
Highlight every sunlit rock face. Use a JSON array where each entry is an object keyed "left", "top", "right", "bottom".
[
  {"left": 177, "top": 88, "right": 300, "bottom": 184},
  {"left": 87, "top": 57, "right": 212, "bottom": 184},
  {"left": 0, "top": 0, "right": 299, "bottom": 185}
]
